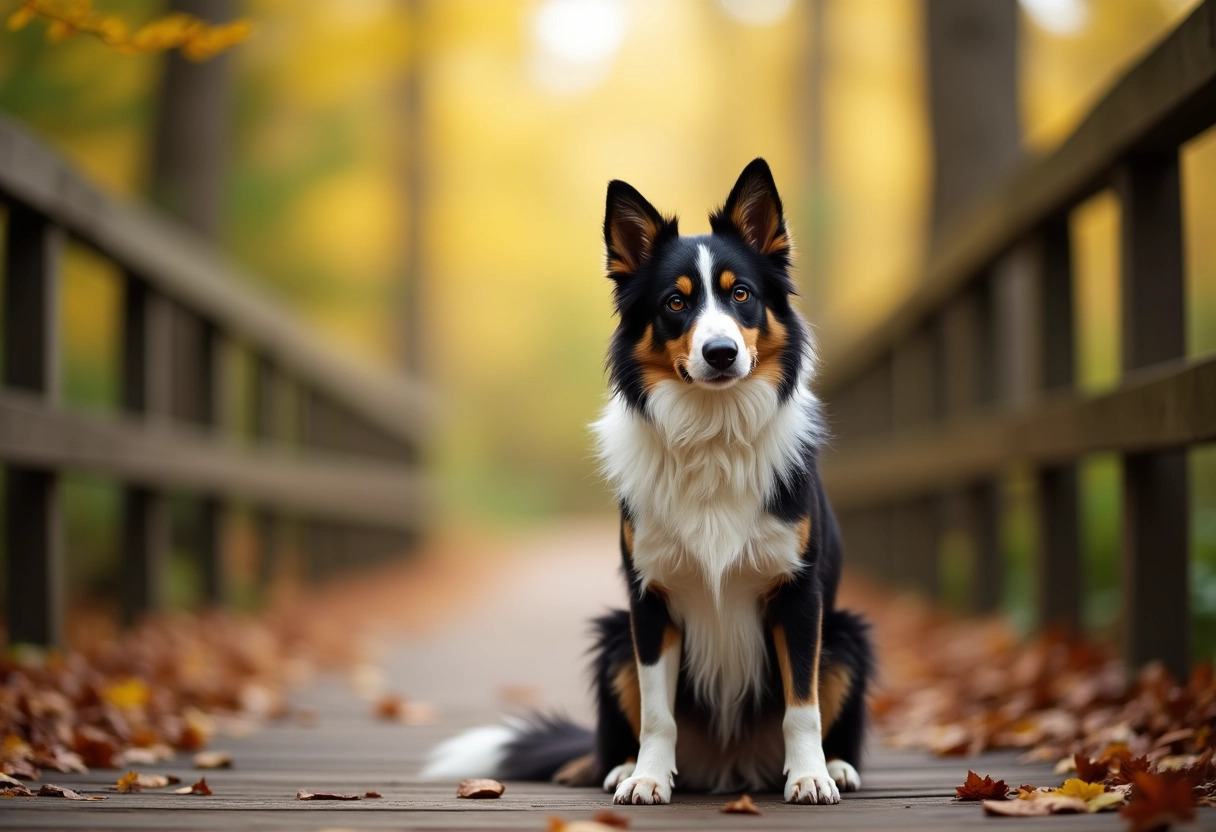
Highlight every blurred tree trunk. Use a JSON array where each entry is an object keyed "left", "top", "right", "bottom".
[
  {"left": 802, "top": 0, "right": 828, "bottom": 314},
  {"left": 148, "top": 0, "right": 235, "bottom": 239},
  {"left": 396, "top": 0, "right": 429, "bottom": 376},
  {"left": 925, "top": 0, "right": 1021, "bottom": 237}
]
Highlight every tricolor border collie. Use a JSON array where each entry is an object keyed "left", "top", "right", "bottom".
[{"left": 423, "top": 159, "right": 873, "bottom": 806}]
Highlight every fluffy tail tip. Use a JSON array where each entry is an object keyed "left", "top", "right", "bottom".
[{"left": 417, "top": 721, "right": 520, "bottom": 781}]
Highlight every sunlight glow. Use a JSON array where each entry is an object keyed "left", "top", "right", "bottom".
[
  {"left": 1019, "top": 0, "right": 1089, "bottom": 36},
  {"left": 528, "top": 0, "right": 626, "bottom": 94},
  {"left": 718, "top": 0, "right": 794, "bottom": 27}
]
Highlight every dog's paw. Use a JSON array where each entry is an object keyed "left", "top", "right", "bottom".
[
  {"left": 826, "top": 759, "right": 860, "bottom": 792},
  {"left": 613, "top": 775, "right": 672, "bottom": 805},
  {"left": 785, "top": 771, "right": 841, "bottom": 804},
  {"left": 602, "top": 762, "right": 636, "bottom": 793}
]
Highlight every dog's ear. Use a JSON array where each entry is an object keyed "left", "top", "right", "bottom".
[
  {"left": 710, "top": 158, "right": 789, "bottom": 261},
  {"left": 604, "top": 180, "right": 677, "bottom": 278}
]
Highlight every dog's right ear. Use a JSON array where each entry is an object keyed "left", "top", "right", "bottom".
[{"left": 604, "top": 180, "right": 677, "bottom": 279}]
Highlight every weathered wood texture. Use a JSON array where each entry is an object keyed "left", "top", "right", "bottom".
[
  {"left": 819, "top": 0, "right": 1216, "bottom": 676},
  {"left": 6, "top": 539, "right": 1196, "bottom": 831},
  {"left": 0, "top": 115, "right": 430, "bottom": 642}
]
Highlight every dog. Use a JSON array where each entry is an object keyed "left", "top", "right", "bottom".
[{"left": 422, "top": 159, "right": 873, "bottom": 806}]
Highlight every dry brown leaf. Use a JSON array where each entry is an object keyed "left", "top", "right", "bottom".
[
  {"left": 38, "top": 783, "right": 105, "bottom": 800},
  {"left": 457, "top": 778, "right": 505, "bottom": 798},
  {"left": 547, "top": 819, "right": 623, "bottom": 832},
  {"left": 296, "top": 789, "right": 361, "bottom": 800},
  {"left": 374, "top": 695, "right": 405, "bottom": 721},
  {"left": 591, "top": 809, "right": 631, "bottom": 828},
  {"left": 721, "top": 794, "right": 762, "bottom": 814},
  {"left": 955, "top": 770, "right": 1010, "bottom": 801},
  {"left": 193, "top": 750, "right": 232, "bottom": 769},
  {"left": 1, "top": 784, "right": 35, "bottom": 797},
  {"left": 364, "top": 791, "right": 382, "bottom": 798},
  {"left": 983, "top": 795, "right": 1087, "bottom": 816},
  {"left": 1121, "top": 772, "right": 1197, "bottom": 832},
  {"left": 173, "top": 777, "right": 211, "bottom": 795},
  {"left": 1073, "top": 753, "right": 1108, "bottom": 782}
]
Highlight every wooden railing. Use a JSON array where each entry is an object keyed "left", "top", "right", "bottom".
[
  {"left": 818, "top": 0, "right": 1216, "bottom": 679},
  {"left": 0, "top": 116, "right": 432, "bottom": 646}
]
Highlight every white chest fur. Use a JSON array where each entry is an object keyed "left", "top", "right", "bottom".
[{"left": 593, "top": 378, "right": 824, "bottom": 742}]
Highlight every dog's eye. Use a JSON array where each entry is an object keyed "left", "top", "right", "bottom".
[
  {"left": 667, "top": 295, "right": 685, "bottom": 312},
  {"left": 732, "top": 287, "right": 751, "bottom": 303}
]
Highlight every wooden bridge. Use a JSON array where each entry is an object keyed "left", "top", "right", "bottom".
[{"left": 4, "top": 1, "right": 1216, "bottom": 830}]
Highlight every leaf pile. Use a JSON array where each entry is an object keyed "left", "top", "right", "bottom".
[
  {"left": 1, "top": 610, "right": 336, "bottom": 781},
  {"left": 856, "top": 585, "right": 1216, "bottom": 768}
]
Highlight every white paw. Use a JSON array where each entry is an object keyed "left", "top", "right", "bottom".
[
  {"left": 613, "top": 775, "right": 672, "bottom": 805},
  {"left": 826, "top": 759, "right": 860, "bottom": 792},
  {"left": 602, "top": 762, "right": 636, "bottom": 792},
  {"left": 785, "top": 771, "right": 841, "bottom": 804}
]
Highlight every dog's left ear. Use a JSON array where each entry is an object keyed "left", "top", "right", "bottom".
[{"left": 710, "top": 158, "right": 789, "bottom": 261}]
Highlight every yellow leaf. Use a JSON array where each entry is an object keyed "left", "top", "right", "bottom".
[
  {"left": 103, "top": 677, "right": 149, "bottom": 710},
  {"left": 1052, "top": 778, "right": 1106, "bottom": 803},
  {"left": 94, "top": 14, "right": 126, "bottom": 45},
  {"left": 1084, "top": 791, "right": 1125, "bottom": 813},
  {"left": 6, "top": 5, "right": 34, "bottom": 31},
  {"left": 116, "top": 771, "right": 140, "bottom": 793},
  {"left": 45, "top": 19, "right": 74, "bottom": 43}
]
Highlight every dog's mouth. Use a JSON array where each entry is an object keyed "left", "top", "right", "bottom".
[{"left": 693, "top": 371, "right": 743, "bottom": 389}]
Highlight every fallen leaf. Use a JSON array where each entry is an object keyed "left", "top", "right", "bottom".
[
  {"left": 721, "top": 794, "right": 762, "bottom": 814},
  {"left": 1121, "top": 772, "right": 1196, "bottom": 832},
  {"left": 364, "top": 791, "right": 382, "bottom": 798},
  {"left": 115, "top": 745, "right": 175, "bottom": 766},
  {"left": 1, "top": 784, "right": 35, "bottom": 797},
  {"left": 983, "top": 795, "right": 1087, "bottom": 816},
  {"left": 0, "top": 773, "right": 26, "bottom": 787},
  {"left": 173, "top": 777, "right": 211, "bottom": 795},
  {"left": 38, "top": 784, "right": 105, "bottom": 800},
  {"left": 1051, "top": 778, "right": 1105, "bottom": 802},
  {"left": 1073, "top": 754, "right": 1108, "bottom": 782},
  {"left": 116, "top": 771, "right": 141, "bottom": 793},
  {"left": 591, "top": 809, "right": 630, "bottom": 828},
  {"left": 296, "top": 789, "right": 361, "bottom": 800},
  {"left": 457, "top": 778, "right": 504, "bottom": 798},
  {"left": 547, "top": 819, "right": 624, "bottom": 832},
  {"left": 374, "top": 695, "right": 404, "bottom": 720},
  {"left": 955, "top": 770, "right": 1010, "bottom": 800},
  {"left": 193, "top": 750, "right": 232, "bottom": 769},
  {"left": 1110, "top": 755, "right": 1152, "bottom": 786},
  {"left": 1083, "top": 791, "right": 1126, "bottom": 813}
]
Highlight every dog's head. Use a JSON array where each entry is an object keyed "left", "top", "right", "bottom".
[{"left": 603, "top": 158, "right": 808, "bottom": 412}]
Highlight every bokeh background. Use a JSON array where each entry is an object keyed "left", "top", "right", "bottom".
[{"left": 1, "top": 0, "right": 1214, "bottom": 654}]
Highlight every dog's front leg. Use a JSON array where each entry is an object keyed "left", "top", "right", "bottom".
[
  {"left": 773, "top": 606, "right": 839, "bottom": 804},
  {"left": 614, "top": 581, "right": 681, "bottom": 804}
]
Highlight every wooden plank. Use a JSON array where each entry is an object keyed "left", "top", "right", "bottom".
[
  {"left": 0, "top": 389, "right": 430, "bottom": 532},
  {"left": 816, "top": 0, "right": 1216, "bottom": 397},
  {"left": 821, "top": 353, "right": 1216, "bottom": 510},
  {"left": 1117, "top": 154, "right": 1189, "bottom": 677},
  {"left": 0, "top": 117, "right": 432, "bottom": 450},
  {"left": 120, "top": 279, "right": 172, "bottom": 621},
  {"left": 1031, "top": 218, "right": 1081, "bottom": 632},
  {"left": 3, "top": 206, "right": 63, "bottom": 646}
]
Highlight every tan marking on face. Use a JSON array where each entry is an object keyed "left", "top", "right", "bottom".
[
  {"left": 622, "top": 519, "right": 635, "bottom": 556},
  {"left": 741, "top": 308, "right": 788, "bottom": 387},
  {"left": 675, "top": 275, "right": 693, "bottom": 296},
  {"left": 633, "top": 324, "right": 693, "bottom": 392},
  {"left": 819, "top": 663, "right": 854, "bottom": 734},
  {"left": 772, "top": 609, "right": 823, "bottom": 707},
  {"left": 613, "top": 662, "right": 642, "bottom": 738},
  {"left": 719, "top": 270, "right": 736, "bottom": 291}
]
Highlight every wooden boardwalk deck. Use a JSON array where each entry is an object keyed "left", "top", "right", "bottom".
[{"left": 6, "top": 523, "right": 1215, "bottom": 831}]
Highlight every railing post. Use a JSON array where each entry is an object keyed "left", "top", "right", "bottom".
[
  {"left": 940, "top": 282, "right": 1002, "bottom": 613},
  {"left": 1117, "top": 154, "right": 1189, "bottom": 678},
  {"left": 891, "top": 326, "right": 942, "bottom": 597},
  {"left": 3, "top": 207, "right": 63, "bottom": 646},
  {"left": 120, "top": 279, "right": 172, "bottom": 624},
  {"left": 1031, "top": 217, "right": 1082, "bottom": 632},
  {"left": 197, "top": 320, "right": 227, "bottom": 605},
  {"left": 254, "top": 357, "right": 287, "bottom": 591}
]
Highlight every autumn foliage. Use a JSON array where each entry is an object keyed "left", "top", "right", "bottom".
[{"left": 6, "top": 0, "right": 252, "bottom": 60}]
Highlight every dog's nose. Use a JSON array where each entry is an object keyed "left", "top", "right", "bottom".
[{"left": 702, "top": 339, "right": 738, "bottom": 371}]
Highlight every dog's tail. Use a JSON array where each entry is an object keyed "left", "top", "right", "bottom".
[{"left": 419, "top": 713, "right": 594, "bottom": 783}]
